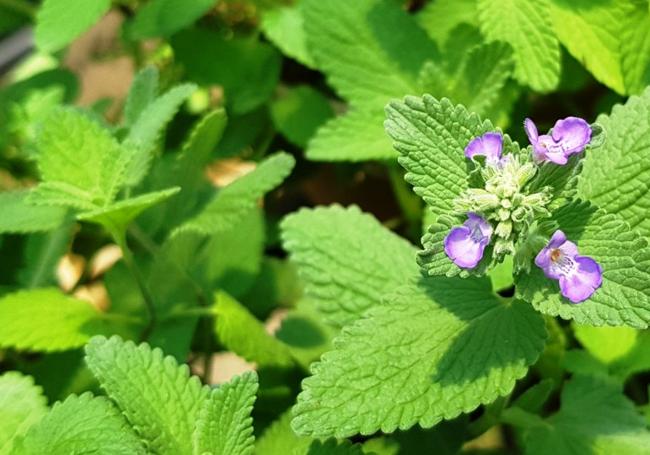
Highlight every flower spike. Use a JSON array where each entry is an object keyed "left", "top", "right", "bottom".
[
  {"left": 535, "top": 230, "right": 602, "bottom": 303},
  {"left": 444, "top": 213, "right": 493, "bottom": 269}
]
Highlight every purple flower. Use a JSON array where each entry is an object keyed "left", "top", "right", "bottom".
[
  {"left": 444, "top": 213, "right": 493, "bottom": 269},
  {"left": 524, "top": 117, "right": 591, "bottom": 165},
  {"left": 465, "top": 132, "right": 503, "bottom": 165},
  {"left": 535, "top": 230, "right": 602, "bottom": 303}
]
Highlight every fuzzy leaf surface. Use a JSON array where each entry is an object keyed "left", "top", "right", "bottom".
[
  {"left": 0, "top": 190, "right": 66, "bottom": 234},
  {"left": 124, "top": 66, "right": 159, "bottom": 127},
  {"left": 0, "top": 372, "right": 47, "bottom": 454},
  {"left": 292, "top": 279, "right": 546, "bottom": 438},
  {"left": 281, "top": 205, "right": 418, "bottom": 327}
]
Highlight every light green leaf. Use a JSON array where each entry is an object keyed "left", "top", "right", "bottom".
[
  {"left": 193, "top": 372, "right": 258, "bottom": 455},
  {"left": 306, "top": 108, "right": 394, "bottom": 161},
  {"left": 385, "top": 95, "right": 498, "bottom": 219},
  {"left": 517, "top": 201, "right": 650, "bottom": 328},
  {"left": 292, "top": 279, "right": 546, "bottom": 438},
  {"left": 417, "top": 0, "right": 478, "bottom": 46},
  {"left": 35, "top": 0, "right": 110, "bottom": 53},
  {"left": 478, "top": 0, "right": 560, "bottom": 92},
  {"left": 128, "top": 0, "right": 216, "bottom": 39},
  {"left": 304, "top": 440, "right": 366, "bottom": 454},
  {"left": 523, "top": 375, "right": 650, "bottom": 455},
  {"left": 212, "top": 292, "right": 295, "bottom": 368},
  {"left": 0, "top": 372, "right": 47, "bottom": 454},
  {"left": 578, "top": 88, "right": 650, "bottom": 237},
  {"left": 270, "top": 85, "right": 334, "bottom": 148},
  {"left": 548, "top": 0, "right": 626, "bottom": 94},
  {"left": 302, "top": 0, "right": 437, "bottom": 109},
  {"left": 254, "top": 410, "right": 313, "bottom": 455},
  {"left": 281, "top": 205, "right": 418, "bottom": 327},
  {"left": 0, "top": 190, "right": 66, "bottom": 233},
  {"left": 0, "top": 289, "right": 109, "bottom": 352},
  {"left": 124, "top": 66, "right": 159, "bottom": 128},
  {"left": 84, "top": 335, "right": 210, "bottom": 454},
  {"left": 30, "top": 108, "right": 129, "bottom": 210},
  {"left": 77, "top": 187, "right": 180, "bottom": 234},
  {"left": 123, "top": 83, "right": 196, "bottom": 187},
  {"left": 16, "top": 393, "right": 145, "bottom": 455},
  {"left": 173, "top": 152, "right": 294, "bottom": 236},
  {"left": 621, "top": 0, "right": 650, "bottom": 95},
  {"left": 262, "top": 4, "right": 315, "bottom": 68}
]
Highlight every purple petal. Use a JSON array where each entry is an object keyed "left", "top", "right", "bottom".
[
  {"left": 551, "top": 117, "right": 591, "bottom": 156},
  {"left": 536, "top": 135, "right": 568, "bottom": 165},
  {"left": 467, "top": 212, "right": 493, "bottom": 238},
  {"left": 559, "top": 256, "right": 603, "bottom": 303},
  {"left": 548, "top": 230, "right": 567, "bottom": 248},
  {"left": 559, "top": 240, "right": 579, "bottom": 258},
  {"left": 524, "top": 118, "right": 538, "bottom": 143},
  {"left": 464, "top": 132, "right": 503, "bottom": 164},
  {"left": 444, "top": 226, "right": 486, "bottom": 269}
]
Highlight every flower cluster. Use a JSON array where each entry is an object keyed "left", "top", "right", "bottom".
[{"left": 444, "top": 117, "right": 602, "bottom": 303}]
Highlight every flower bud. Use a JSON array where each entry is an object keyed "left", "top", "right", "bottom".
[{"left": 495, "top": 220, "right": 512, "bottom": 238}]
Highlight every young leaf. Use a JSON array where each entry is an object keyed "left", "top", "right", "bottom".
[
  {"left": 123, "top": 66, "right": 160, "bottom": 128},
  {"left": 385, "top": 95, "right": 497, "bottom": 219},
  {"left": 16, "top": 393, "right": 146, "bottom": 454},
  {"left": 30, "top": 108, "right": 129, "bottom": 210},
  {"left": 193, "top": 372, "right": 258, "bottom": 455},
  {"left": 0, "top": 190, "right": 66, "bottom": 234},
  {"left": 212, "top": 292, "right": 295, "bottom": 368},
  {"left": 84, "top": 335, "right": 210, "bottom": 454},
  {"left": 35, "top": 0, "right": 110, "bottom": 53},
  {"left": 292, "top": 279, "right": 546, "bottom": 438},
  {"left": 0, "top": 372, "right": 47, "bottom": 454},
  {"left": 173, "top": 152, "right": 295, "bottom": 237},
  {"left": 0, "top": 289, "right": 110, "bottom": 352},
  {"left": 122, "top": 83, "right": 197, "bottom": 187},
  {"left": 262, "top": 4, "right": 316, "bottom": 68},
  {"left": 523, "top": 375, "right": 650, "bottom": 454},
  {"left": 477, "top": 0, "right": 560, "bottom": 92},
  {"left": 127, "top": 0, "right": 215, "bottom": 39},
  {"left": 281, "top": 205, "right": 418, "bottom": 327},
  {"left": 517, "top": 201, "right": 650, "bottom": 328}
]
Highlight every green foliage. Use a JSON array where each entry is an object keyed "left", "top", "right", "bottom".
[
  {"left": 517, "top": 201, "right": 650, "bottom": 328},
  {"left": 0, "top": 190, "right": 66, "bottom": 234},
  {"left": 255, "top": 410, "right": 313, "bottom": 455},
  {"left": 17, "top": 221, "right": 74, "bottom": 289},
  {"left": 127, "top": 0, "right": 216, "bottom": 39},
  {"left": 292, "top": 279, "right": 546, "bottom": 438},
  {"left": 15, "top": 393, "right": 146, "bottom": 454},
  {"left": 212, "top": 291, "right": 295, "bottom": 368},
  {"left": 417, "top": 0, "right": 478, "bottom": 46},
  {"left": 262, "top": 4, "right": 316, "bottom": 68},
  {"left": 281, "top": 205, "right": 418, "bottom": 326},
  {"left": 84, "top": 335, "right": 210, "bottom": 454},
  {"left": 194, "top": 372, "right": 258, "bottom": 455},
  {"left": 579, "top": 87, "right": 650, "bottom": 237},
  {"left": 123, "top": 66, "right": 160, "bottom": 128},
  {"left": 0, "top": 289, "right": 111, "bottom": 352},
  {"left": 0, "top": 372, "right": 47, "bottom": 454},
  {"left": 35, "top": 0, "right": 111, "bottom": 53},
  {"left": 478, "top": 0, "right": 560, "bottom": 92}
]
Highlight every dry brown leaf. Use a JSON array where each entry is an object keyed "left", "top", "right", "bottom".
[
  {"left": 56, "top": 253, "right": 85, "bottom": 292},
  {"left": 89, "top": 244, "right": 122, "bottom": 278},
  {"left": 206, "top": 158, "right": 256, "bottom": 187}
]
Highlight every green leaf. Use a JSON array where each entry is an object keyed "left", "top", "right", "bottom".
[
  {"left": 578, "top": 88, "right": 650, "bottom": 237},
  {"left": 478, "top": 0, "right": 560, "bottom": 92},
  {"left": 173, "top": 152, "right": 295, "bottom": 237},
  {"left": 620, "top": 0, "right": 650, "bottom": 95},
  {"left": 281, "top": 205, "right": 418, "bottom": 327},
  {"left": 128, "top": 0, "right": 216, "bottom": 39},
  {"left": 292, "top": 279, "right": 546, "bottom": 438},
  {"left": 30, "top": 107, "right": 129, "bottom": 210},
  {"left": 193, "top": 372, "right": 258, "bottom": 455},
  {"left": 84, "top": 335, "right": 210, "bottom": 454},
  {"left": 523, "top": 375, "right": 650, "bottom": 455},
  {"left": 270, "top": 85, "right": 334, "bottom": 148},
  {"left": 305, "top": 439, "right": 366, "bottom": 454},
  {"left": 16, "top": 393, "right": 146, "bottom": 454},
  {"left": 574, "top": 324, "right": 650, "bottom": 379},
  {"left": 212, "top": 291, "right": 295, "bottom": 368},
  {"left": 0, "top": 190, "right": 66, "bottom": 234},
  {"left": 302, "top": 0, "right": 436, "bottom": 109},
  {"left": 548, "top": 0, "right": 626, "bottom": 94},
  {"left": 77, "top": 187, "right": 180, "bottom": 234},
  {"left": 35, "top": 0, "right": 111, "bottom": 53},
  {"left": 385, "top": 95, "right": 498, "bottom": 219},
  {"left": 0, "top": 289, "right": 110, "bottom": 352},
  {"left": 123, "top": 83, "right": 197, "bottom": 187},
  {"left": 0, "top": 372, "right": 47, "bottom": 454},
  {"left": 516, "top": 201, "right": 650, "bottom": 328},
  {"left": 124, "top": 66, "right": 159, "bottom": 128},
  {"left": 417, "top": 0, "right": 478, "bottom": 46},
  {"left": 262, "top": 4, "right": 316, "bottom": 68},
  {"left": 255, "top": 410, "right": 313, "bottom": 455}
]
